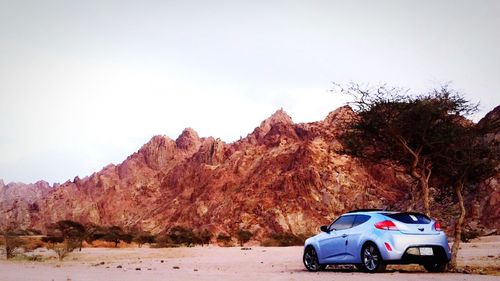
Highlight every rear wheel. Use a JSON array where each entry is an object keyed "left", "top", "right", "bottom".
[
  {"left": 360, "top": 243, "right": 386, "bottom": 273},
  {"left": 423, "top": 262, "right": 447, "bottom": 272},
  {"left": 303, "top": 246, "right": 326, "bottom": 272}
]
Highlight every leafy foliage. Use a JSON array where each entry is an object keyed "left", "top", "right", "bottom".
[
  {"left": 337, "top": 84, "right": 479, "bottom": 215},
  {"left": 235, "top": 230, "right": 253, "bottom": 246}
]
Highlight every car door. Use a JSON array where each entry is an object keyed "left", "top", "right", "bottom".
[
  {"left": 317, "top": 215, "right": 355, "bottom": 264},
  {"left": 344, "top": 214, "right": 371, "bottom": 263}
]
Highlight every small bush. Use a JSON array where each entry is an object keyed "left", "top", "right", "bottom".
[
  {"left": 168, "top": 226, "right": 196, "bottom": 246},
  {"left": 194, "top": 229, "right": 213, "bottom": 247},
  {"left": 216, "top": 233, "right": 233, "bottom": 247},
  {"left": 236, "top": 230, "right": 253, "bottom": 246},
  {"left": 134, "top": 233, "right": 156, "bottom": 248},
  {"left": 3, "top": 234, "right": 25, "bottom": 259},
  {"left": 261, "top": 232, "right": 305, "bottom": 247}
]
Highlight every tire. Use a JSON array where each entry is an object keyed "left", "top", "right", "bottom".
[
  {"left": 424, "top": 262, "right": 447, "bottom": 272},
  {"left": 360, "top": 243, "right": 386, "bottom": 273},
  {"left": 303, "top": 246, "right": 326, "bottom": 272}
]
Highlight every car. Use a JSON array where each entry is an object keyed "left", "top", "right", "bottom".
[{"left": 303, "top": 209, "right": 451, "bottom": 273}]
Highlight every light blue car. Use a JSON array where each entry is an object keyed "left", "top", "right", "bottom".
[{"left": 303, "top": 209, "right": 451, "bottom": 273}]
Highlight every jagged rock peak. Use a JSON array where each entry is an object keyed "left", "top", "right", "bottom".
[
  {"left": 258, "top": 108, "right": 293, "bottom": 130},
  {"left": 142, "top": 135, "right": 174, "bottom": 148},
  {"left": 324, "top": 105, "right": 355, "bottom": 125},
  {"left": 176, "top": 128, "right": 201, "bottom": 149},
  {"left": 34, "top": 180, "right": 51, "bottom": 189},
  {"left": 478, "top": 105, "right": 500, "bottom": 130}
]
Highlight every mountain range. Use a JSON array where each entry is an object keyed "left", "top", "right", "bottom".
[{"left": 1, "top": 105, "right": 498, "bottom": 239}]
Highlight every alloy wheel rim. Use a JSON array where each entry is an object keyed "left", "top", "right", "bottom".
[
  {"left": 304, "top": 248, "right": 319, "bottom": 270},
  {"left": 363, "top": 245, "right": 379, "bottom": 271}
]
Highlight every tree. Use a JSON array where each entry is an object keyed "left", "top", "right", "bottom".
[
  {"left": 51, "top": 220, "right": 86, "bottom": 251},
  {"left": 195, "top": 229, "right": 213, "bottom": 247},
  {"left": 41, "top": 236, "right": 64, "bottom": 248},
  {"left": 216, "top": 233, "right": 232, "bottom": 246},
  {"left": 52, "top": 238, "right": 79, "bottom": 260},
  {"left": 2, "top": 230, "right": 24, "bottom": 259},
  {"left": 102, "top": 226, "right": 131, "bottom": 247},
  {"left": 133, "top": 232, "right": 156, "bottom": 248},
  {"left": 167, "top": 226, "right": 196, "bottom": 246},
  {"left": 337, "top": 84, "right": 478, "bottom": 216},
  {"left": 236, "top": 230, "right": 252, "bottom": 247},
  {"left": 432, "top": 122, "right": 499, "bottom": 269}
]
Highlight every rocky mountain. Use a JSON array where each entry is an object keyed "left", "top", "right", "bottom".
[
  {"left": 476, "top": 105, "right": 500, "bottom": 230},
  {"left": 1, "top": 106, "right": 499, "bottom": 239}
]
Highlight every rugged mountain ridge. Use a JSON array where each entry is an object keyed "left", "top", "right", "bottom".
[{"left": 1, "top": 106, "right": 499, "bottom": 238}]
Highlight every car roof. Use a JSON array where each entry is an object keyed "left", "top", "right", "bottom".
[{"left": 346, "top": 209, "right": 394, "bottom": 214}]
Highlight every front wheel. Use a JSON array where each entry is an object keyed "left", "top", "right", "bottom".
[
  {"left": 423, "top": 262, "right": 447, "bottom": 272},
  {"left": 360, "top": 243, "right": 386, "bottom": 273},
  {"left": 303, "top": 246, "right": 326, "bottom": 272}
]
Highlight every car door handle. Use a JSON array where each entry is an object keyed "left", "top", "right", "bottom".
[{"left": 341, "top": 234, "right": 348, "bottom": 238}]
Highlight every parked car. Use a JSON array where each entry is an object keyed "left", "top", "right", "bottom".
[{"left": 303, "top": 209, "right": 451, "bottom": 273}]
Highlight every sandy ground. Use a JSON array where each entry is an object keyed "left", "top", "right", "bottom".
[{"left": 1, "top": 236, "right": 499, "bottom": 281}]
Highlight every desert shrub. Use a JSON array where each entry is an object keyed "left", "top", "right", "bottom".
[
  {"left": 168, "top": 226, "right": 196, "bottom": 246},
  {"left": 195, "top": 229, "right": 213, "bottom": 247},
  {"left": 152, "top": 235, "right": 179, "bottom": 248},
  {"left": 53, "top": 238, "right": 79, "bottom": 260},
  {"left": 133, "top": 232, "right": 156, "bottom": 248},
  {"left": 236, "top": 230, "right": 253, "bottom": 246},
  {"left": 461, "top": 228, "right": 480, "bottom": 243},
  {"left": 100, "top": 226, "right": 133, "bottom": 247},
  {"left": 41, "top": 236, "right": 64, "bottom": 246},
  {"left": 4, "top": 234, "right": 25, "bottom": 259},
  {"left": 261, "top": 232, "right": 305, "bottom": 247},
  {"left": 216, "top": 233, "right": 233, "bottom": 247},
  {"left": 47, "top": 220, "right": 87, "bottom": 251}
]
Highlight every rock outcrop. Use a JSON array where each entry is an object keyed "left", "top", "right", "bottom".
[{"left": 1, "top": 106, "right": 499, "bottom": 238}]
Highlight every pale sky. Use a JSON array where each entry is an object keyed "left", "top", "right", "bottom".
[{"left": 1, "top": 0, "right": 499, "bottom": 184}]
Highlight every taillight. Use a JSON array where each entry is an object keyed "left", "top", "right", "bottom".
[
  {"left": 434, "top": 221, "right": 442, "bottom": 231},
  {"left": 374, "top": 220, "right": 398, "bottom": 231}
]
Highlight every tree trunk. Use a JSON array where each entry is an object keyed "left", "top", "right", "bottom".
[
  {"left": 419, "top": 175, "right": 431, "bottom": 217},
  {"left": 410, "top": 168, "right": 431, "bottom": 217},
  {"left": 400, "top": 139, "right": 431, "bottom": 216},
  {"left": 450, "top": 181, "right": 466, "bottom": 270}
]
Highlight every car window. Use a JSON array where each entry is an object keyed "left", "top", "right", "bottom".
[
  {"left": 385, "top": 212, "right": 431, "bottom": 224},
  {"left": 329, "top": 215, "right": 355, "bottom": 231},
  {"left": 352, "top": 215, "right": 371, "bottom": 227}
]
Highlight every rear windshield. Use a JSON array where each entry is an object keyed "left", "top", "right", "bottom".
[{"left": 385, "top": 213, "right": 431, "bottom": 224}]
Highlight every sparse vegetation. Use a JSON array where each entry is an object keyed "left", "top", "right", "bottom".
[
  {"left": 167, "top": 226, "right": 196, "bottom": 247},
  {"left": 236, "top": 230, "right": 252, "bottom": 246},
  {"left": 336, "top": 84, "right": 499, "bottom": 271},
  {"left": 133, "top": 232, "right": 156, "bottom": 248},
  {"left": 101, "top": 226, "right": 133, "bottom": 247},
  {"left": 261, "top": 232, "right": 306, "bottom": 247},
  {"left": 216, "top": 233, "right": 232, "bottom": 247},
  {"left": 195, "top": 229, "right": 213, "bottom": 247},
  {"left": 3, "top": 231, "right": 25, "bottom": 259}
]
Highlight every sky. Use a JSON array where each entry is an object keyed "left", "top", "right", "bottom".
[{"left": 1, "top": 0, "right": 499, "bottom": 184}]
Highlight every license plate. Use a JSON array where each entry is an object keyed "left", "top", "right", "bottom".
[{"left": 420, "top": 247, "right": 433, "bottom": 256}]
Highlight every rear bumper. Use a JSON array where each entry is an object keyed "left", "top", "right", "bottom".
[{"left": 376, "top": 232, "right": 451, "bottom": 263}]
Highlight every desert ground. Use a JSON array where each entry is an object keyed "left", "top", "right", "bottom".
[{"left": 1, "top": 236, "right": 499, "bottom": 281}]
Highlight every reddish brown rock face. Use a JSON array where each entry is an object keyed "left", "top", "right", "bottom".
[{"left": 1, "top": 106, "right": 498, "bottom": 237}]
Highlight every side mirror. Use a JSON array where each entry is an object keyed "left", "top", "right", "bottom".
[{"left": 320, "top": 225, "right": 330, "bottom": 233}]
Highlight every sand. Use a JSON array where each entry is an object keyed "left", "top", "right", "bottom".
[{"left": 0, "top": 236, "right": 499, "bottom": 281}]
